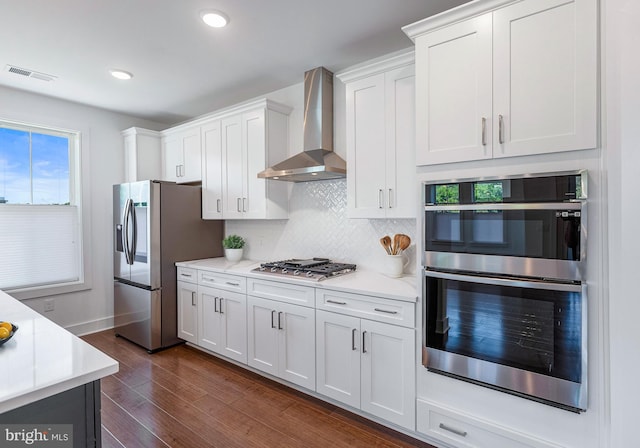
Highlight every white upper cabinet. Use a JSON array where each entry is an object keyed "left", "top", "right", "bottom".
[
  {"left": 216, "top": 99, "right": 291, "bottom": 220},
  {"left": 339, "top": 50, "right": 416, "bottom": 219},
  {"left": 122, "top": 127, "right": 162, "bottom": 182},
  {"left": 201, "top": 120, "right": 223, "bottom": 219},
  {"left": 404, "top": 0, "right": 598, "bottom": 165},
  {"left": 161, "top": 125, "right": 202, "bottom": 183}
]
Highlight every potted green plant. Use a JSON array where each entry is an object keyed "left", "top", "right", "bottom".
[{"left": 222, "top": 234, "right": 245, "bottom": 262}]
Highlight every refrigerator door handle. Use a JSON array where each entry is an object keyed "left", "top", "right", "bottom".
[
  {"left": 123, "top": 198, "right": 133, "bottom": 265},
  {"left": 130, "top": 199, "right": 137, "bottom": 264}
]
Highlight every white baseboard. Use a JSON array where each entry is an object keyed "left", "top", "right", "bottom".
[{"left": 66, "top": 316, "right": 114, "bottom": 336}]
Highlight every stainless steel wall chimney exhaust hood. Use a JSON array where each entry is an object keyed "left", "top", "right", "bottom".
[{"left": 257, "top": 67, "right": 346, "bottom": 182}]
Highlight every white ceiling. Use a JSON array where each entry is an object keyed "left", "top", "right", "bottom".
[{"left": 0, "top": 0, "right": 470, "bottom": 125}]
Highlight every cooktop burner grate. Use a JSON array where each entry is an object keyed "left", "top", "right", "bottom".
[{"left": 253, "top": 258, "right": 356, "bottom": 281}]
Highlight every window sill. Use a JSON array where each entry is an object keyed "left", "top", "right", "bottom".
[{"left": 6, "top": 279, "right": 92, "bottom": 300}]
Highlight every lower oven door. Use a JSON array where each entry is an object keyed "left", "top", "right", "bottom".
[{"left": 423, "top": 269, "right": 587, "bottom": 411}]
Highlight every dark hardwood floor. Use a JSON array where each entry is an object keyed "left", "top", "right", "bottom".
[{"left": 82, "top": 329, "right": 435, "bottom": 448}]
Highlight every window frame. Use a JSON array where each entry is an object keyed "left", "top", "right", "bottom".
[{"left": 0, "top": 118, "right": 92, "bottom": 299}]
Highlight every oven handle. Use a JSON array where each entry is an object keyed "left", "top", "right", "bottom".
[
  {"left": 424, "top": 269, "right": 583, "bottom": 293},
  {"left": 424, "top": 202, "right": 582, "bottom": 211}
]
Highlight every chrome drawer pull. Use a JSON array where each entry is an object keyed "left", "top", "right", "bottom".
[
  {"left": 326, "top": 299, "right": 347, "bottom": 305},
  {"left": 219, "top": 298, "right": 224, "bottom": 314},
  {"left": 362, "top": 331, "right": 367, "bottom": 354},
  {"left": 202, "top": 277, "right": 215, "bottom": 282},
  {"left": 439, "top": 423, "right": 468, "bottom": 437},
  {"left": 180, "top": 273, "right": 192, "bottom": 278},
  {"left": 374, "top": 308, "right": 398, "bottom": 315},
  {"left": 225, "top": 281, "right": 240, "bottom": 286},
  {"left": 351, "top": 328, "right": 357, "bottom": 351}
]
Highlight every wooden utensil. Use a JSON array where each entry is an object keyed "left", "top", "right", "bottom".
[
  {"left": 380, "top": 236, "right": 392, "bottom": 255},
  {"left": 399, "top": 234, "right": 411, "bottom": 252},
  {"left": 392, "top": 234, "right": 402, "bottom": 255}
]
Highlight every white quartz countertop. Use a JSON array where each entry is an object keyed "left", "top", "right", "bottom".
[
  {"left": 0, "top": 290, "right": 119, "bottom": 414},
  {"left": 176, "top": 258, "right": 419, "bottom": 303}
]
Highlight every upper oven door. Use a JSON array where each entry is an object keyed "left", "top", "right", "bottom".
[{"left": 424, "top": 173, "right": 586, "bottom": 281}]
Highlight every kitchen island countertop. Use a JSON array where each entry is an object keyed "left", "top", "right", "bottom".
[
  {"left": 176, "top": 258, "right": 418, "bottom": 303},
  {"left": 0, "top": 289, "right": 119, "bottom": 414}
]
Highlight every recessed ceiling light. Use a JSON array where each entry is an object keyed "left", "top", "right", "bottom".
[
  {"left": 201, "top": 10, "right": 229, "bottom": 28},
  {"left": 109, "top": 69, "right": 133, "bottom": 80}
]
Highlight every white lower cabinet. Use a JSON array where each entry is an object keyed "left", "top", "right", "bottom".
[
  {"left": 177, "top": 280, "right": 198, "bottom": 344},
  {"left": 417, "top": 399, "right": 561, "bottom": 448},
  {"left": 247, "top": 295, "right": 316, "bottom": 390},
  {"left": 315, "top": 292, "right": 416, "bottom": 431},
  {"left": 198, "top": 285, "right": 247, "bottom": 364}
]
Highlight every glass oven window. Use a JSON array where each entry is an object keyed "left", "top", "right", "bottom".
[{"left": 425, "top": 276, "right": 582, "bottom": 383}]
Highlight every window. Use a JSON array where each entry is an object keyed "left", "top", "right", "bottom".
[{"left": 0, "top": 119, "right": 85, "bottom": 293}]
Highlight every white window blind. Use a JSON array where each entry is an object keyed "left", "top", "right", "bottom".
[{"left": 0, "top": 205, "right": 81, "bottom": 290}]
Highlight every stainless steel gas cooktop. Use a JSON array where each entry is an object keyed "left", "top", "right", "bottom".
[{"left": 252, "top": 258, "right": 356, "bottom": 281}]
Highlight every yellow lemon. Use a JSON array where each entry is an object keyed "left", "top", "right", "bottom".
[
  {"left": 0, "top": 322, "right": 12, "bottom": 332},
  {"left": 0, "top": 327, "right": 10, "bottom": 340}
]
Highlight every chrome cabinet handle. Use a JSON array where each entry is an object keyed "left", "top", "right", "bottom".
[
  {"left": 180, "top": 273, "right": 192, "bottom": 278},
  {"left": 214, "top": 297, "right": 219, "bottom": 313},
  {"left": 362, "top": 331, "right": 367, "bottom": 354},
  {"left": 219, "top": 298, "right": 224, "bottom": 314},
  {"left": 191, "top": 291, "right": 196, "bottom": 306},
  {"left": 351, "top": 328, "right": 357, "bottom": 351},
  {"left": 439, "top": 423, "right": 468, "bottom": 437},
  {"left": 388, "top": 189, "right": 393, "bottom": 209},
  {"left": 242, "top": 198, "right": 247, "bottom": 212},
  {"left": 278, "top": 311, "right": 283, "bottom": 330},
  {"left": 216, "top": 199, "right": 221, "bottom": 213},
  {"left": 237, "top": 198, "right": 241, "bottom": 212},
  {"left": 271, "top": 310, "right": 276, "bottom": 329},
  {"left": 326, "top": 299, "right": 347, "bottom": 305},
  {"left": 481, "top": 117, "right": 487, "bottom": 146},
  {"left": 374, "top": 308, "right": 398, "bottom": 315},
  {"left": 176, "top": 165, "right": 180, "bottom": 178},
  {"left": 225, "top": 281, "right": 240, "bottom": 287},
  {"left": 498, "top": 114, "right": 504, "bottom": 144},
  {"left": 202, "top": 276, "right": 215, "bottom": 283},
  {"left": 378, "top": 189, "right": 384, "bottom": 209}
]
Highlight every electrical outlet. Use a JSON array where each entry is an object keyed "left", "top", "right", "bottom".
[{"left": 44, "top": 299, "right": 55, "bottom": 312}]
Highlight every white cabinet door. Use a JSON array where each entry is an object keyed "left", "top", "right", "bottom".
[
  {"left": 346, "top": 73, "right": 387, "bottom": 219},
  {"left": 360, "top": 320, "right": 415, "bottom": 430},
  {"left": 181, "top": 126, "right": 202, "bottom": 183},
  {"left": 316, "top": 310, "right": 361, "bottom": 408},
  {"left": 218, "top": 289, "right": 248, "bottom": 364},
  {"left": 201, "top": 120, "right": 223, "bottom": 219},
  {"left": 247, "top": 296, "right": 279, "bottom": 376},
  {"left": 198, "top": 285, "right": 222, "bottom": 353},
  {"left": 414, "top": 13, "right": 493, "bottom": 165},
  {"left": 384, "top": 64, "right": 416, "bottom": 219},
  {"left": 177, "top": 281, "right": 198, "bottom": 344},
  {"left": 162, "top": 126, "right": 202, "bottom": 183},
  {"left": 221, "top": 115, "right": 244, "bottom": 219},
  {"left": 162, "top": 133, "right": 182, "bottom": 182},
  {"left": 492, "top": 0, "right": 597, "bottom": 157},
  {"left": 277, "top": 301, "right": 316, "bottom": 390},
  {"left": 242, "top": 109, "right": 267, "bottom": 219}
]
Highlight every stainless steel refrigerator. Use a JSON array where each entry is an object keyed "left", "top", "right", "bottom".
[{"left": 113, "top": 180, "right": 223, "bottom": 352}]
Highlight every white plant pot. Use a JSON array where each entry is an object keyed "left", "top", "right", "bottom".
[{"left": 224, "top": 248, "right": 243, "bottom": 262}]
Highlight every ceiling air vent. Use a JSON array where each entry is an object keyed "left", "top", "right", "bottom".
[{"left": 4, "top": 65, "right": 57, "bottom": 82}]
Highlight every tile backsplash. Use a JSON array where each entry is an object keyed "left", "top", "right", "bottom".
[{"left": 226, "top": 179, "right": 417, "bottom": 275}]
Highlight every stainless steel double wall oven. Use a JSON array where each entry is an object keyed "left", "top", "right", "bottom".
[{"left": 422, "top": 171, "right": 588, "bottom": 412}]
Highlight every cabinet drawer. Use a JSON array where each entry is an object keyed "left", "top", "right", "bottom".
[
  {"left": 316, "top": 289, "right": 414, "bottom": 328},
  {"left": 198, "top": 271, "right": 246, "bottom": 293},
  {"left": 417, "top": 400, "right": 557, "bottom": 448},
  {"left": 177, "top": 267, "right": 198, "bottom": 284},
  {"left": 246, "top": 278, "right": 315, "bottom": 308}
]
